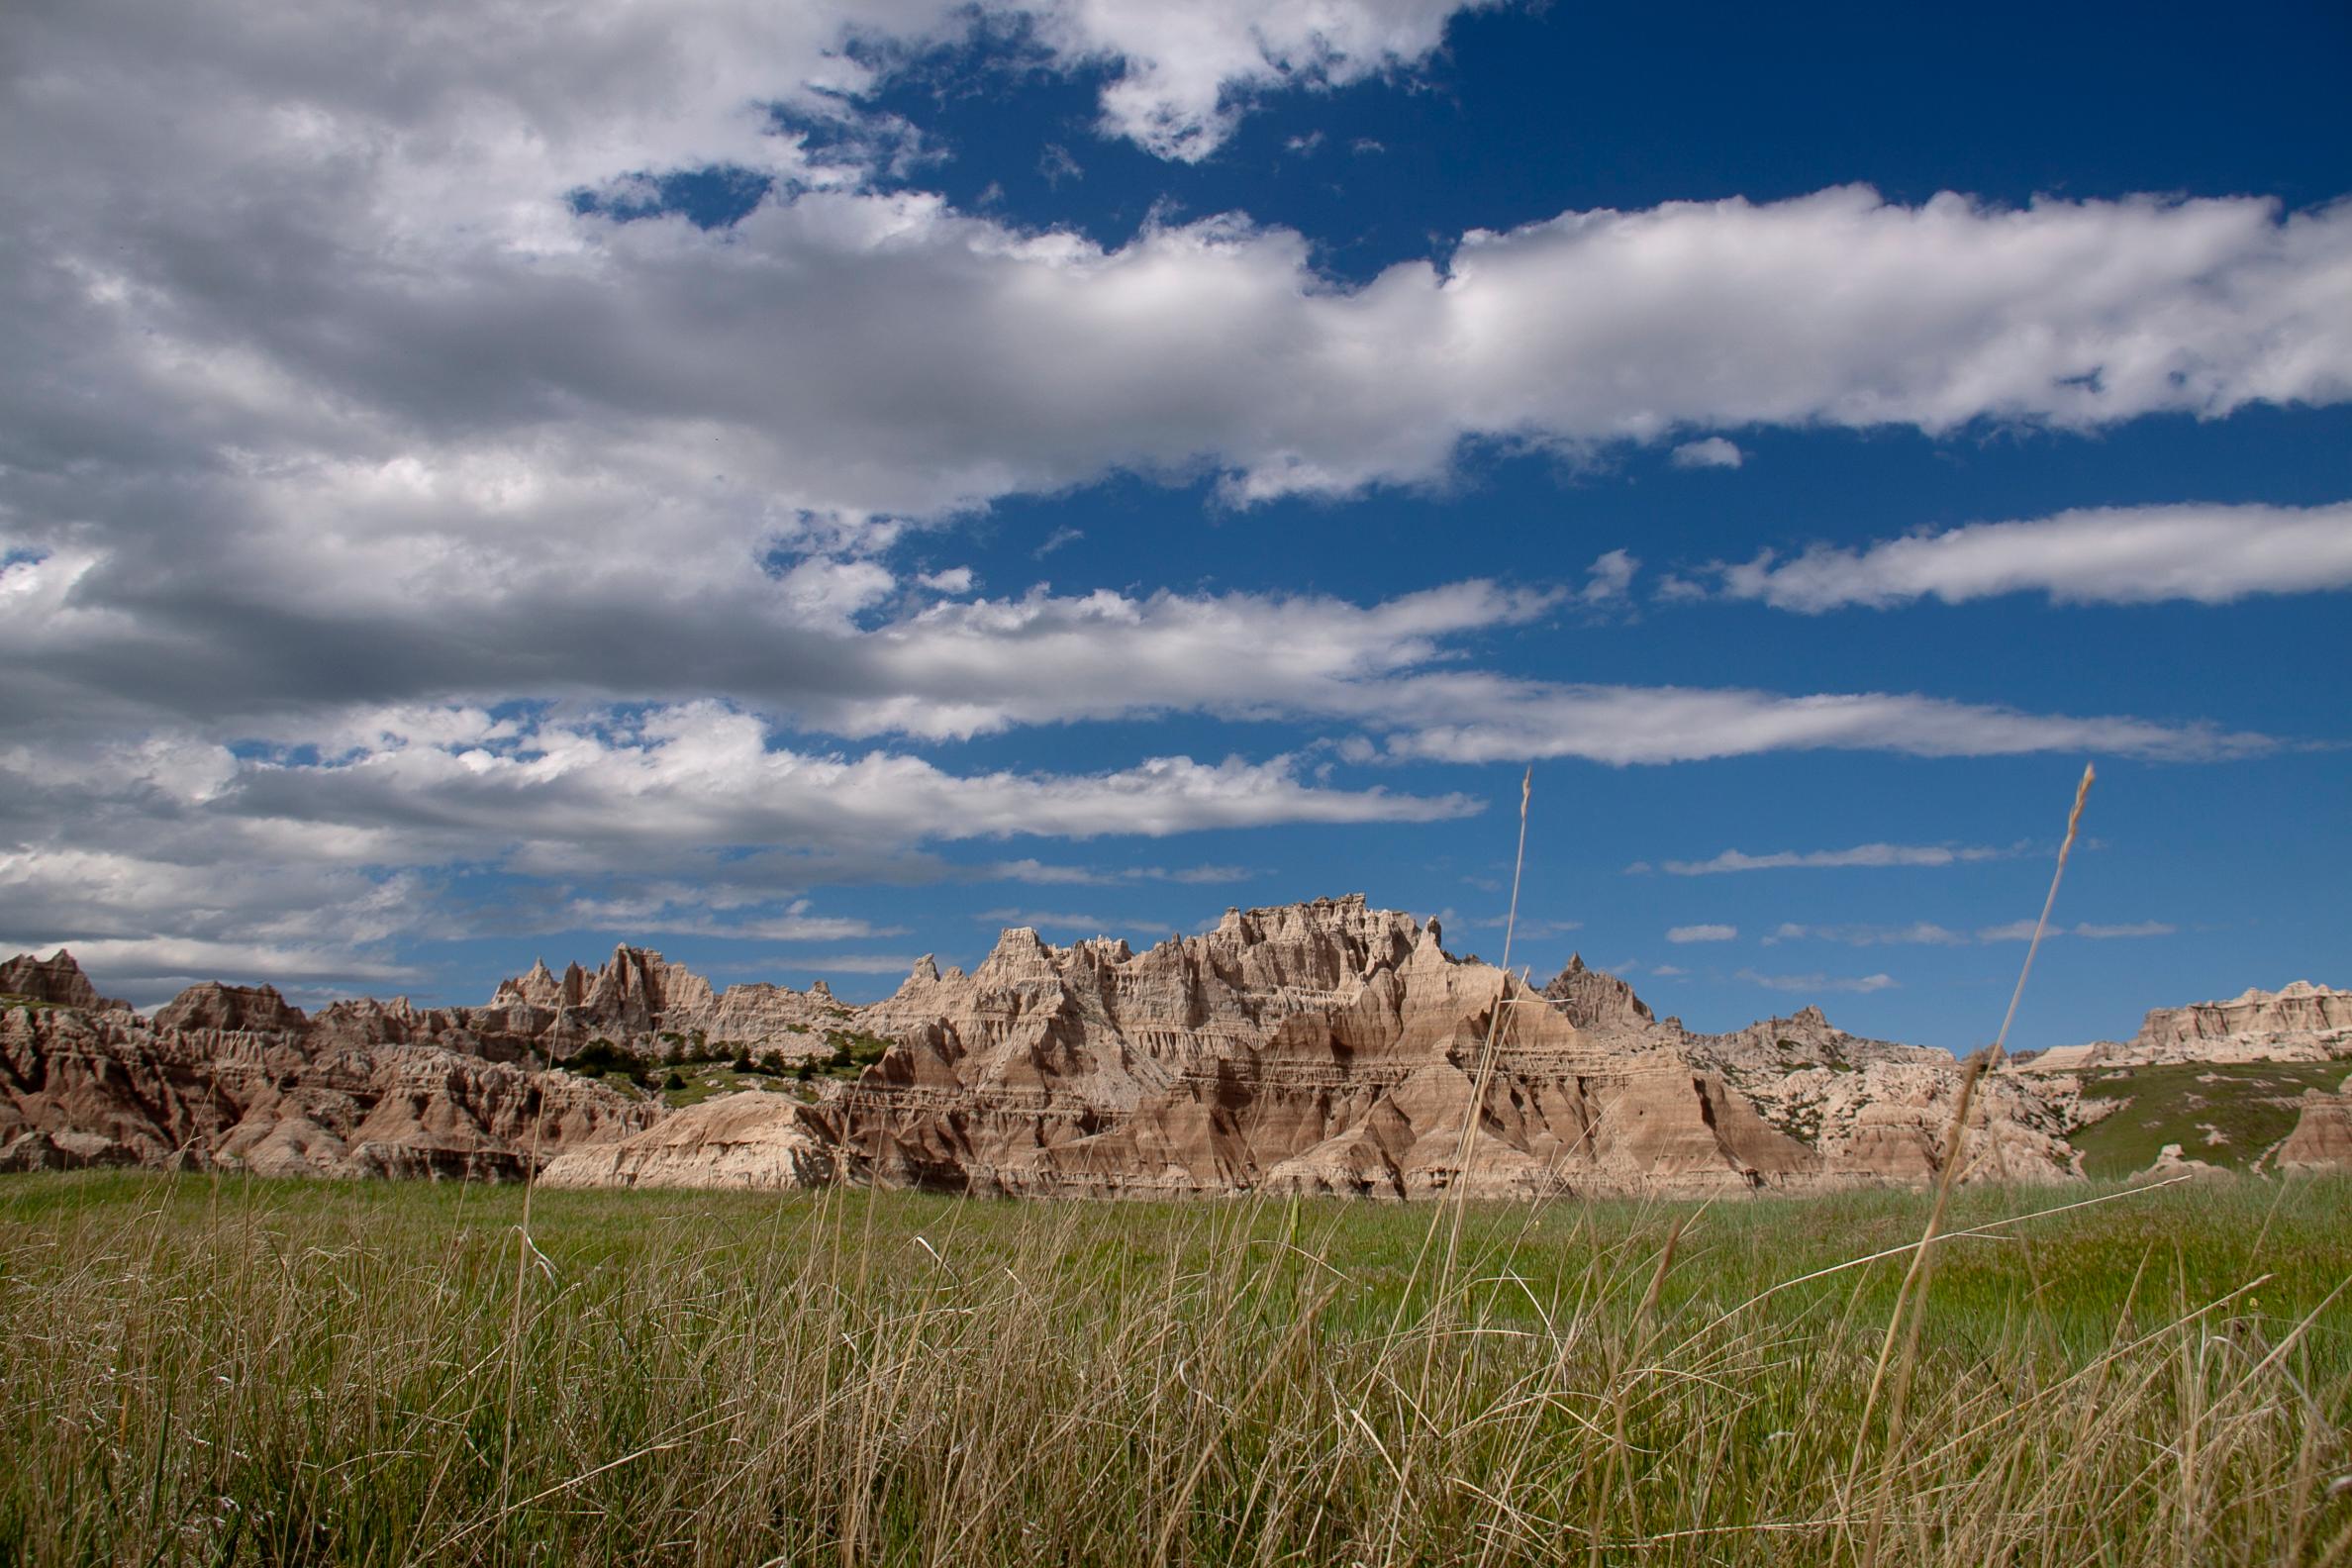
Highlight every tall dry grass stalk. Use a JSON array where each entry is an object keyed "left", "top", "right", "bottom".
[
  {"left": 1, "top": 1172, "right": 2343, "bottom": 1566},
  {"left": 1848, "top": 761, "right": 2095, "bottom": 1568}
]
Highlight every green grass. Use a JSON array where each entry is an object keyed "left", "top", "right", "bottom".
[
  {"left": 0, "top": 1172, "right": 2346, "bottom": 1565},
  {"left": 647, "top": 1065, "right": 815, "bottom": 1108},
  {"left": 2071, "top": 1060, "right": 2351, "bottom": 1177}
]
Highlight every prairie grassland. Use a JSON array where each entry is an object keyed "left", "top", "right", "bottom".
[{"left": 0, "top": 1172, "right": 2346, "bottom": 1566}]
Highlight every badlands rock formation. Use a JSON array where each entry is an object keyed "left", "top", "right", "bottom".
[
  {"left": 2276, "top": 1079, "right": 2352, "bottom": 1172},
  {"left": 2015, "top": 981, "right": 2352, "bottom": 1175},
  {"left": 549, "top": 896, "right": 2077, "bottom": 1197},
  {"left": 1, "top": 948, "right": 130, "bottom": 1013},
  {"left": 0, "top": 953, "right": 653, "bottom": 1177},
  {"left": 27, "top": 902, "right": 2331, "bottom": 1195},
  {"left": 486, "top": 946, "right": 852, "bottom": 1057},
  {"left": 2026, "top": 981, "right": 2352, "bottom": 1071}
]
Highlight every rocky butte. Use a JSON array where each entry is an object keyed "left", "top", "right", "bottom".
[
  {"left": 2023, "top": 981, "right": 2352, "bottom": 1070},
  {"left": 6, "top": 899, "right": 2347, "bottom": 1192},
  {"left": 539, "top": 896, "right": 2079, "bottom": 1196}
]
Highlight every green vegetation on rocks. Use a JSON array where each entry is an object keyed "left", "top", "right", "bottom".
[{"left": 2071, "top": 1060, "right": 2351, "bottom": 1177}]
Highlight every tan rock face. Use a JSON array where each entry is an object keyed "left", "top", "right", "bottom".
[
  {"left": 0, "top": 987, "right": 653, "bottom": 1179},
  {"left": 1539, "top": 953, "right": 1654, "bottom": 1032},
  {"left": 727, "top": 896, "right": 2061, "bottom": 1197},
  {"left": 0, "top": 950, "right": 130, "bottom": 1013},
  {"left": 153, "top": 980, "right": 310, "bottom": 1034},
  {"left": 2275, "top": 1079, "right": 2352, "bottom": 1172},
  {"left": 480, "top": 944, "right": 846, "bottom": 1060},
  {"left": 539, "top": 1091, "right": 842, "bottom": 1190},
  {"left": 2027, "top": 981, "right": 2352, "bottom": 1071},
  {"left": 0, "top": 904, "right": 2089, "bottom": 1197}
]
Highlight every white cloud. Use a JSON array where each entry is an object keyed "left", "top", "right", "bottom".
[
  {"left": 1738, "top": 968, "right": 1900, "bottom": 995},
  {"left": 1045, "top": 0, "right": 1494, "bottom": 160},
  {"left": 1765, "top": 922, "right": 1969, "bottom": 946},
  {"left": 985, "top": 858, "right": 1251, "bottom": 886},
  {"left": 1646, "top": 963, "right": 1686, "bottom": 978},
  {"left": 1978, "top": 919, "right": 2178, "bottom": 941},
  {"left": 1671, "top": 437, "right": 1744, "bottom": 469},
  {"left": 1664, "top": 841, "right": 2018, "bottom": 875},
  {"left": 16, "top": 566, "right": 2264, "bottom": 786},
  {"left": 0, "top": 0, "right": 2332, "bottom": 993},
  {"left": 2072, "top": 921, "right": 2179, "bottom": 939},
  {"left": 1668, "top": 924, "right": 1738, "bottom": 943},
  {"left": 554, "top": 896, "right": 903, "bottom": 942},
  {"left": 220, "top": 704, "right": 1475, "bottom": 847},
  {"left": 971, "top": 908, "right": 1179, "bottom": 936},
  {"left": 1580, "top": 548, "right": 1640, "bottom": 606},
  {"left": 774, "top": 557, "right": 900, "bottom": 625},
  {"left": 0, "top": 706, "right": 1468, "bottom": 1000},
  {"left": 917, "top": 566, "right": 976, "bottom": 594},
  {"left": 1464, "top": 915, "right": 1583, "bottom": 936},
  {"left": 1721, "top": 503, "right": 2352, "bottom": 611},
  {"left": 1367, "top": 679, "right": 2267, "bottom": 765}
]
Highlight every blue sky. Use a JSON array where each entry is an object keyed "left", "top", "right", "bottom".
[{"left": 2, "top": 0, "right": 2347, "bottom": 1050}]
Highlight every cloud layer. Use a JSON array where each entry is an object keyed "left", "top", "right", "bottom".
[
  {"left": 1660, "top": 842, "right": 2020, "bottom": 875},
  {"left": 1721, "top": 503, "right": 2352, "bottom": 612},
  {"left": 3, "top": 0, "right": 2337, "bottom": 1006}
]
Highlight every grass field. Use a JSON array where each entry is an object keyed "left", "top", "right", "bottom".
[{"left": 1, "top": 1172, "right": 2347, "bottom": 1566}]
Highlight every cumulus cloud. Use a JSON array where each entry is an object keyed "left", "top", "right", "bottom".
[
  {"left": 80, "top": 555, "right": 2267, "bottom": 774},
  {"left": 1737, "top": 968, "right": 1899, "bottom": 994},
  {"left": 1671, "top": 437, "right": 1744, "bottom": 469},
  {"left": 1, "top": 0, "right": 2332, "bottom": 991},
  {"left": 1580, "top": 548, "right": 1640, "bottom": 606},
  {"left": 1668, "top": 924, "right": 1738, "bottom": 943},
  {"left": 1720, "top": 503, "right": 2352, "bottom": 611},
  {"left": 1663, "top": 841, "right": 2019, "bottom": 875},
  {"left": 1053, "top": 0, "right": 1494, "bottom": 159},
  {"left": 0, "top": 705, "right": 1466, "bottom": 1000}
]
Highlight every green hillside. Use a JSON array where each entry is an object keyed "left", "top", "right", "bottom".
[{"left": 2069, "top": 1059, "right": 2349, "bottom": 1177}]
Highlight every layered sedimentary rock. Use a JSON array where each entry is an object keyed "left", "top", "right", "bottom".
[
  {"left": 566, "top": 896, "right": 2074, "bottom": 1196},
  {"left": 2275, "top": 1078, "right": 2352, "bottom": 1172},
  {"left": 539, "top": 1092, "right": 844, "bottom": 1190},
  {"left": 0, "top": 902, "right": 2162, "bottom": 1196},
  {"left": 1668, "top": 1010, "right": 2076, "bottom": 1184},
  {"left": 482, "top": 946, "right": 848, "bottom": 1059},
  {"left": 1540, "top": 953, "right": 1654, "bottom": 1031},
  {"left": 0, "top": 953, "right": 652, "bottom": 1178},
  {"left": 2028, "top": 982, "right": 2352, "bottom": 1071},
  {"left": 0, "top": 949, "right": 131, "bottom": 1013},
  {"left": 153, "top": 980, "right": 308, "bottom": 1034}
]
